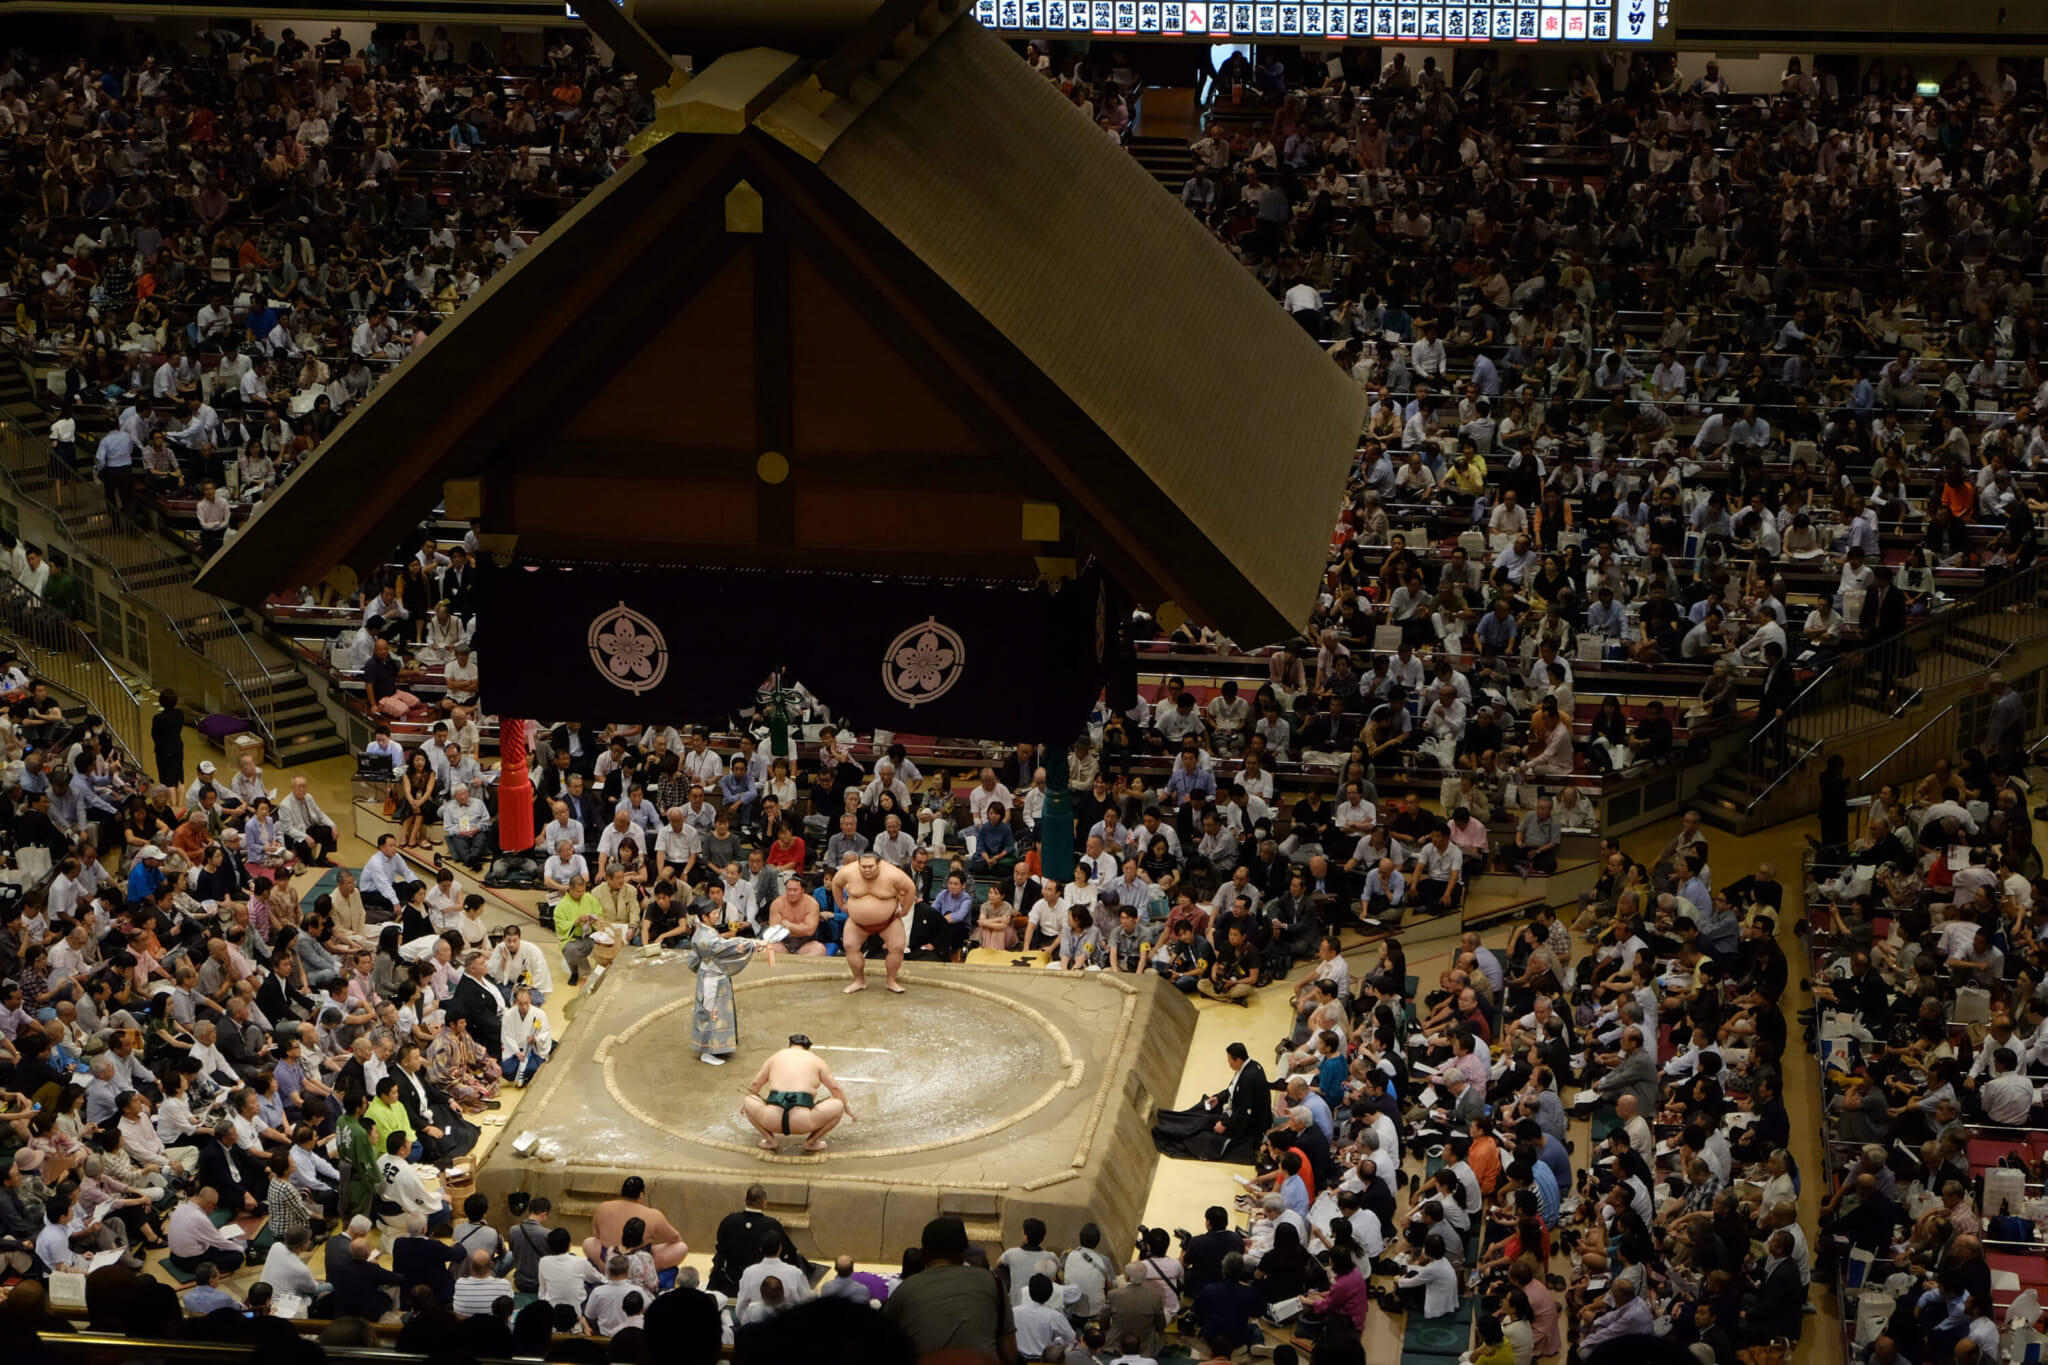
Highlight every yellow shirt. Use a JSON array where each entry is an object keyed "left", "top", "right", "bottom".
[
  {"left": 555, "top": 892, "right": 603, "bottom": 943},
  {"left": 366, "top": 1095, "right": 416, "bottom": 1152}
]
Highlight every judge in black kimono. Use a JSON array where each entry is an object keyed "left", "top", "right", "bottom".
[
  {"left": 1152, "top": 1042, "right": 1270, "bottom": 1164},
  {"left": 391, "top": 1038, "right": 480, "bottom": 1166}
]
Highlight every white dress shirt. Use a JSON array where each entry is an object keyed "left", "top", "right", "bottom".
[
  {"left": 734, "top": 1257, "right": 814, "bottom": 1323},
  {"left": 360, "top": 849, "right": 418, "bottom": 904}
]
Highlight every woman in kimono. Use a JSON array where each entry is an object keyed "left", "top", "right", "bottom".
[{"left": 683, "top": 923, "right": 780, "bottom": 1066}]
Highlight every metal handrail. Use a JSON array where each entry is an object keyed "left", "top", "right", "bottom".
[
  {"left": 0, "top": 587, "right": 145, "bottom": 773},
  {"left": 1741, "top": 733, "right": 1820, "bottom": 815},
  {"left": 211, "top": 604, "right": 285, "bottom": 739},
  {"left": 1858, "top": 702, "right": 1958, "bottom": 786},
  {"left": 1734, "top": 560, "right": 2047, "bottom": 815},
  {"left": 1751, "top": 662, "right": 1835, "bottom": 750},
  {"left": 0, "top": 328, "right": 282, "bottom": 740},
  {"left": 1738, "top": 663, "right": 1837, "bottom": 814},
  {"left": 37, "top": 461, "right": 282, "bottom": 755},
  {"left": 1890, "top": 557, "right": 2048, "bottom": 668},
  {"left": 0, "top": 419, "right": 276, "bottom": 752}
]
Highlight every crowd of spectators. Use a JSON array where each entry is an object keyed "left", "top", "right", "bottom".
[
  {"left": 413, "top": 706, "right": 1595, "bottom": 997},
  {"left": 1122, "top": 798, "right": 1800, "bottom": 1363},
  {"left": 1799, "top": 727, "right": 2048, "bottom": 1365},
  {"left": 5, "top": 21, "right": 2048, "bottom": 1365},
  {"left": 0, "top": 24, "right": 645, "bottom": 532},
  {"left": 253, "top": 786, "right": 1798, "bottom": 1365},
  {"left": 0, "top": 688, "right": 568, "bottom": 1271},
  {"left": 1156, "top": 45, "right": 2048, "bottom": 790}
]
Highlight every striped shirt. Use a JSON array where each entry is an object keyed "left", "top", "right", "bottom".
[{"left": 451, "top": 1274, "right": 515, "bottom": 1318}]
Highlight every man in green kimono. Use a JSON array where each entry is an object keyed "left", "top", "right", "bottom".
[
  {"left": 336, "top": 1087, "right": 381, "bottom": 1220},
  {"left": 683, "top": 923, "right": 778, "bottom": 1066}
]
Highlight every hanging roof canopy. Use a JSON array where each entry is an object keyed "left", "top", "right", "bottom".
[{"left": 198, "top": 0, "right": 1361, "bottom": 642}]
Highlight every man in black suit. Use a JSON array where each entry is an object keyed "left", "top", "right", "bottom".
[
  {"left": 1858, "top": 565, "right": 1909, "bottom": 702},
  {"left": 996, "top": 741, "right": 1038, "bottom": 796},
  {"left": 1858, "top": 565, "right": 1908, "bottom": 642},
  {"left": 13, "top": 789, "right": 68, "bottom": 866},
  {"left": 1177, "top": 1206, "right": 1247, "bottom": 1298},
  {"left": 1152, "top": 1042, "right": 1271, "bottom": 1163},
  {"left": 218, "top": 836, "right": 253, "bottom": 899},
  {"left": 1756, "top": 640, "right": 1796, "bottom": 768},
  {"left": 1004, "top": 863, "right": 1044, "bottom": 923},
  {"left": 437, "top": 546, "right": 476, "bottom": 619},
  {"left": 904, "top": 897, "right": 953, "bottom": 963},
  {"left": 445, "top": 952, "right": 505, "bottom": 1060},
  {"left": 330, "top": 1234, "right": 405, "bottom": 1317},
  {"left": 324, "top": 1222, "right": 363, "bottom": 1284},
  {"left": 392, "top": 1212, "right": 466, "bottom": 1306},
  {"left": 216, "top": 996, "right": 273, "bottom": 1082},
  {"left": 708, "top": 1184, "right": 792, "bottom": 1295},
  {"left": 1299, "top": 855, "right": 1341, "bottom": 906},
  {"left": 1265, "top": 872, "right": 1324, "bottom": 959},
  {"left": 1685, "top": 1296, "right": 1737, "bottom": 1362},
  {"left": 548, "top": 721, "right": 596, "bottom": 777},
  {"left": 532, "top": 740, "right": 581, "bottom": 826},
  {"left": 1738, "top": 1228, "right": 1806, "bottom": 1345},
  {"left": 1276, "top": 1099, "right": 1337, "bottom": 1189},
  {"left": 534, "top": 746, "right": 577, "bottom": 817},
  {"left": 561, "top": 774, "right": 603, "bottom": 856},
  {"left": 392, "top": 1044, "right": 479, "bottom": 1166},
  {"left": 1613, "top": 128, "right": 1651, "bottom": 180},
  {"left": 195, "top": 1124, "right": 260, "bottom": 1217}
]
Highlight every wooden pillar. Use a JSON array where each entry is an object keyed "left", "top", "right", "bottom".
[{"left": 498, "top": 717, "right": 534, "bottom": 853}]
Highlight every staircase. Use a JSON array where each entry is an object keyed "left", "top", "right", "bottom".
[
  {"left": 134, "top": 583, "right": 347, "bottom": 767},
  {"left": 0, "top": 361, "right": 49, "bottom": 437},
  {"left": 0, "top": 344, "right": 346, "bottom": 767},
  {"left": 1688, "top": 727, "right": 1778, "bottom": 834},
  {"left": 1127, "top": 134, "right": 1190, "bottom": 188},
  {"left": 1697, "top": 586, "right": 2048, "bottom": 833}
]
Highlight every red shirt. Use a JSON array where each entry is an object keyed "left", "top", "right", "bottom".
[
  {"left": 1458, "top": 1004, "right": 1493, "bottom": 1045},
  {"left": 766, "top": 837, "right": 805, "bottom": 870},
  {"left": 1282, "top": 1145, "right": 1315, "bottom": 1203}
]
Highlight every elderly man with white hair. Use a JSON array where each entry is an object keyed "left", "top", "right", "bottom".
[
  {"left": 1244, "top": 1190, "right": 1308, "bottom": 1267},
  {"left": 1283, "top": 1075, "right": 1334, "bottom": 1140},
  {"left": 277, "top": 774, "right": 340, "bottom": 868},
  {"left": 186, "top": 1019, "right": 238, "bottom": 1091},
  {"left": 859, "top": 760, "right": 909, "bottom": 810},
  {"left": 871, "top": 813, "right": 917, "bottom": 869},
  {"left": 999, "top": 766, "right": 1042, "bottom": 842},
  {"left": 72, "top": 1045, "right": 128, "bottom": 1120},
  {"left": 263, "top": 1224, "right": 332, "bottom": 1300},
  {"left": 117, "top": 1085, "right": 199, "bottom": 1177}
]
